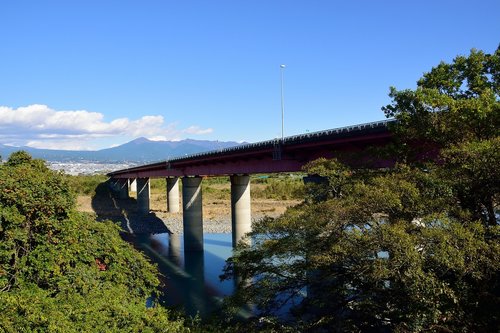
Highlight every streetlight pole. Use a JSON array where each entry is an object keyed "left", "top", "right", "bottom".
[{"left": 280, "top": 64, "right": 286, "bottom": 142}]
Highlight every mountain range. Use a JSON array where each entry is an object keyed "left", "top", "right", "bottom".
[{"left": 0, "top": 138, "right": 242, "bottom": 163}]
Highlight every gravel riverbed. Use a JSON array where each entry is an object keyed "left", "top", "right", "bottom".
[
  {"left": 156, "top": 213, "right": 232, "bottom": 234},
  {"left": 77, "top": 194, "right": 299, "bottom": 235},
  {"left": 95, "top": 210, "right": 280, "bottom": 235},
  {"left": 156, "top": 213, "right": 274, "bottom": 234}
]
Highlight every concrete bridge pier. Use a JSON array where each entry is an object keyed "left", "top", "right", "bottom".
[
  {"left": 109, "top": 178, "right": 119, "bottom": 192},
  {"left": 168, "top": 233, "right": 181, "bottom": 265},
  {"left": 117, "top": 178, "right": 129, "bottom": 199},
  {"left": 129, "top": 178, "right": 137, "bottom": 193},
  {"left": 166, "top": 177, "right": 180, "bottom": 213},
  {"left": 231, "top": 175, "right": 252, "bottom": 247},
  {"left": 137, "top": 177, "right": 150, "bottom": 214},
  {"left": 183, "top": 249, "right": 206, "bottom": 317},
  {"left": 182, "top": 176, "right": 204, "bottom": 251}
]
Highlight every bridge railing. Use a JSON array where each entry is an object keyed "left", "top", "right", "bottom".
[
  {"left": 107, "top": 119, "right": 395, "bottom": 176},
  {"left": 165, "top": 119, "right": 395, "bottom": 163}
]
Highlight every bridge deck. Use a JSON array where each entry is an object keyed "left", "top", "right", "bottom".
[{"left": 108, "top": 119, "right": 395, "bottom": 178}]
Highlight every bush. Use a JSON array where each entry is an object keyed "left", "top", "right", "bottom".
[
  {"left": 252, "top": 176, "right": 305, "bottom": 200},
  {"left": 65, "top": 174, "right": 109, "bottom": 196},
  {"left": 0, "top": 152, "right": 187, "bottom": 331}
]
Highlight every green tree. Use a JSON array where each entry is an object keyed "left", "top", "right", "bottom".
[
  {"left": 382, "top": 46, "right": 499, "bottom": 148},
  {"left": 222, "top": 164, "right": 500, "bottom": 331},
  {"left": 5, "top": 150, "right": 35, "bottom": 167},
  {"left": 303, "top": 158, "right": 352, "bottom": 201},
  {"left": 382, "top": 47, "right": 500, "bottom": 225},
  {"left": 0, "top": 152, "right": 187, "bottom": 332},
  {"left": 221, "top": 47, "right": 500, "bottom": 331},
  {"left": 442, "top": 137, "right": 500, "bottom": 225}
]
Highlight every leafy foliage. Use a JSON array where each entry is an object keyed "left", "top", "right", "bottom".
[
  {"left": 0, "top": 151, "right": 187, "bottom": 332},
  {"left": 223, "top": 164, "right": 500, "bottom": 331},
  {"left": 382, "top": 46, "right": 500, "bottom": 226},
  {"left": 251, "top": 176, "right": 305, "bottom": 200},
  {"left": 221, "top": 47, "right": 500, "bottom": 332},
  {"left": 64, "top": 174, "right": 109, "bottom": 196},
  {"left": 303, "top": 158, "right": 351, "bottom": 201},
  {"left": 382, "top": 46, "right": 499, "bottom": 147},
  {"left": 442, "top": 137, "right": 500, "bottom": 225}
]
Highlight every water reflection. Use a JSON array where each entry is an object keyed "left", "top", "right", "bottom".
[
  {"left": 134, "top": 233, "right": 234, "bottom": 318},
  {"left": 168, "top": 233, "right": 181, "bottom": 265}
]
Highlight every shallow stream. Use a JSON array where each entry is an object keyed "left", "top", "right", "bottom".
[{"left": 128, "top": 232, "right": 235, "bottom": 318}]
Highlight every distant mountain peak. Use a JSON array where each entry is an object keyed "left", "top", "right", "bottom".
[
  {"left": 129, "top": 137, "right": 151, "bottom": 144},
  {"left": 0, "top": 137, "right": 243, "bottom": 163}
]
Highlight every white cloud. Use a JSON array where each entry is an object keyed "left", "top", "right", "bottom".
[
  {"left": 148, "top": 136, "right": 168, "bottom": 141},
  {"left": 183, "top": 126, "right": 214, "bottom": 135},
  {"left": 0, "top": 104, "right": 213, "bottom": 150},
  {"left": 26, "top": 140, "right": 96, "bottom": 151}
]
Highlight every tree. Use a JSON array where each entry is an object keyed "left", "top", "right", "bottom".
[
  {"left": 221, "top": 47, "right": 500, "bottom": 331},
  {"left": 442, "top": 137, "right": 500, "bottom": 225},
  {"left": 0, "top": 152, "right": 187, "bottom": 332},
  {"left": 5, "top": 150, "right": 36, "bottom": 167},
  {"left": 382, "top": 46, "right": 500, "bottom": 226},
  {"left": 302, "top": 158, "right": 352, "bottom": 201},
  {"left": 382, "top": 46, "right": 499, "bottom": 147},
  {"left": 222, "top": 163, "right": 500, "bottom": 331}
]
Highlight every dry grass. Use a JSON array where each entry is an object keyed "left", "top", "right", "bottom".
[{"left": 76, "top": 195, "right": 95, "bottom": 213}]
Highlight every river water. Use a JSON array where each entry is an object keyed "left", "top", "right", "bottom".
[{"left": 128, "top": 232, "right": 235, "bottom": 318}]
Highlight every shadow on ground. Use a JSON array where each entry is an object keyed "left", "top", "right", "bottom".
[{"left": 91, "top": 180, "right": 172, "bottom": 234}]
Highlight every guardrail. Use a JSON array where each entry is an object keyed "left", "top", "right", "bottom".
[
  {"left": 166, "top": 119, "right": 395, "bottom": 163},
  {"left": 108, "top": 119, "right": 395, "bottom": 176}
]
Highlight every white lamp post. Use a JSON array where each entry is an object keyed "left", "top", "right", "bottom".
[{"left": 280, "top": 64, "right": 286, "bottom": 141}]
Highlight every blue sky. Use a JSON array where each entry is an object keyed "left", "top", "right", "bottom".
[{"left": 0, "top": 0, "right": 499, "bottom": 150}]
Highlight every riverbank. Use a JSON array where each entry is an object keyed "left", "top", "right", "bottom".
[{"left": 77, "top": 194, "right": 300, "bottom": 234}]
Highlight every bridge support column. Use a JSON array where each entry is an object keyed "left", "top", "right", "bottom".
[
  {"left": 182, "top": 177, "right": 203, "bottom": 251},
  {"left": 109, "top": 178, "right": 119, "bottom": 192},
  {"left": 129, "top": 178, "right": 137, "bottom": 192},
  {"left": 137, "top": 177, "right": 150, "bottom": 214},
  {"left": 166, "top": 177, "right": 180, "bottom": 213},
  {"left": 118, "top": 178, "right": 129, "bottom": 199},
  {"left": 169, "top": 233, "right": 181, "bottom": 265},
  {"left": 231, "top": 175, "right": 252, "bottom": 248}
]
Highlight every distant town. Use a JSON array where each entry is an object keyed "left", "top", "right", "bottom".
[
  {"left": 47, "top": 161, "right": 137, "bottom": 175},
  {"left": 1, "top": 137, "right": 242, "bottom": 175}
]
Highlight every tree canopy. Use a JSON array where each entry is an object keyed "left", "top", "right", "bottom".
[
  {"left": 383, "top": 46, "right": 499, "bottom": 226},
  {"left": 0, "top": 152, "right": 187, "bottom": 332},
  {"left": 221, "top": 47, "right": 500, "bottom": 332},
  {"left": 382, "top": 46, "right": 499, "bottom": 147}
]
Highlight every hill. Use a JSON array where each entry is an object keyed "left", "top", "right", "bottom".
[{"left": 0, "top": 138, "right": 242, "bottom": 163}]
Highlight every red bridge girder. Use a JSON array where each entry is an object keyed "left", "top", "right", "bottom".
[{"left": 108, "top": 120, "right": 395, "bottom": 179}]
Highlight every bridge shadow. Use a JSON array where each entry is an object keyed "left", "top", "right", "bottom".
[{"left": 91, "top": 180, "right": 172, "bottom": 235}]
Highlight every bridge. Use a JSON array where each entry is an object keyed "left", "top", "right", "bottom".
[{"left": 108, "top": 119, "right": 395, "bottom": 251}]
